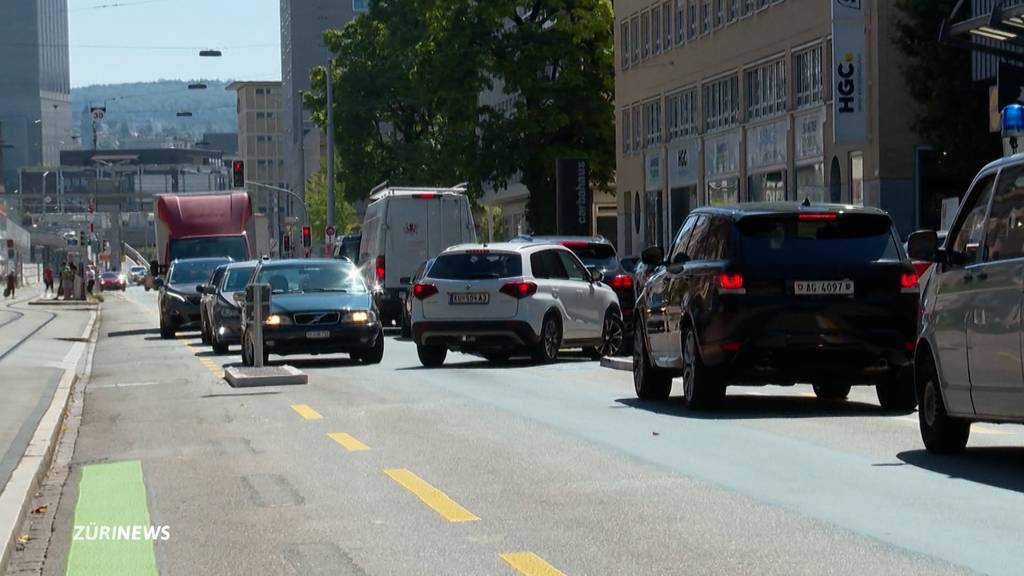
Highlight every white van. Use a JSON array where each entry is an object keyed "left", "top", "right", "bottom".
[{"left": 358, "top": 186, "right": 477, "bottom": 325}]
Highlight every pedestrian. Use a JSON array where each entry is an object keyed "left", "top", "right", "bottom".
[
  {"left": 86, "top": 266, "right": 95, "bottom": 295},
  {"left": 4, "top": 269, "right": 15, "bottom": 300},
  {"left": 43, "top": 266, "right": 54, "bottom": 295},
  {"left": 60, "top": 264, "right": 74, "bottom": 300}
]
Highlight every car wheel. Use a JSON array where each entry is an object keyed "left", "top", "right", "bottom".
[
  {"left": 200, "top": 314, "right": 211, "bottom": 345},
  {"left": 481, "top": 351, "right": 511, "bottom": 364},
  {"left": 633, "top": 325, "right": 672, "bottom": 400},
  {"left": 417, "top": 344, "right": 447, "bottom": 367},
  {"left": 159, "top": 316, "right": 175, "bottom": 339},
  {"left": 918, "top": 356, "right": 970, "bottom": 453},
  {"left": 812, "top": 384, "right": 851, "bottom": 400},
  {"left": 212, "top": 327, "right": 229, "bottom": 354},
  {"left": 357, "top": 331, "right": 385, "bottom": 364},
  {"left": 586, "top": 310, "right": 625, "bottom": 360},
  {"left": 400, "top": 314, "right": 412, "bottom": 339},
  {"left": 681, "top": 326, "right": 725, "bottom": 410},
  {"left": 532, "top": 314, "right": 562, "bottom": 364},
  {"left": 877, "top": 367, "right": 917, "bottom": 412}
]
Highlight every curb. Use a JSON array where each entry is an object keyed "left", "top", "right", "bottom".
[
  {"left": 600, "top": 356, "right": 633, "bottom": 371},
  {"left": 0, "top": 306, "right": 98, "bottom": 574}
]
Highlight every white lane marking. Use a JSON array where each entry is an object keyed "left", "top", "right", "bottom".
[{"left": 91, "top": 381, "right": 160, "bottom": 390}]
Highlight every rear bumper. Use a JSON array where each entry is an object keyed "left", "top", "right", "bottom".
[
  {"left": 413, "top": 320, "right": 540, "bottom": 350},
  {"left": 263, "top": 323, "right": 381, "bottom": 356}
]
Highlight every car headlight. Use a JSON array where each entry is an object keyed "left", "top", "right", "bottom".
[
  {"left": 166, "top": 291, "right": 187, "bottom": 302},
  {"left": 346, "top": 310, "right": 374, "bottom": 324},
  {"left": 265, "top": 314, "right": 291, "bottom": 326},
  {"left": 119, "top": 274, "right": 126, "bottom": 282}
]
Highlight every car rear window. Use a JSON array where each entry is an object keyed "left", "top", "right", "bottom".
[
  {"left": 428, "top": 252, "right": 522, "bottom": 280},
  {"left": 565, "top": 244, "right": 618, "bottom": 269},
  {"left": 737, "top": 215, "right": 899, "bottom": 268}
]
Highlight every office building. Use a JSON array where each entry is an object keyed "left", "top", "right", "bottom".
[
  {"left": 280, "top": 0, "right": 367, "bottom": 200},
  {"left": 614, "top": 0, "right": 921, "bottom": 254},
  {"left": 0, "top": 0, "right": 72, "bottom": 195}
]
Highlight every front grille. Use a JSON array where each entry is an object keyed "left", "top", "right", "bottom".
[{"left": 294, "top": 312, "right": 341, "bottom": 326}]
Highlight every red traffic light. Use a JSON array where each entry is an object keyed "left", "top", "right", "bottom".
[
  {"left": 232, "top": 161, "right": 245, "bottom": 188},
  {"left": 301, "top": 226, "right": 312, "bottom": 248}
]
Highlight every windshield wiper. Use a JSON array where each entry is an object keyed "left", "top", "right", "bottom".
[{"left": 304, "top": 288, "right": 349, "bottom": 293}]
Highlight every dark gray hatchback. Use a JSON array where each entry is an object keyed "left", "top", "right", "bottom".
[{"left": 633, "top": 203, "right": 920, "bottom": 411}]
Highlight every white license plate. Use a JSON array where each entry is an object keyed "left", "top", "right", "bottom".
[
  {"left": 449, "top": 292, "right": 489, "bottom": 305},
  {"left": 306, "top": 331, "right": 331, "bottom": 339},
  {"left": 794, "top": 280, "right": 855, "bottom": 295}
]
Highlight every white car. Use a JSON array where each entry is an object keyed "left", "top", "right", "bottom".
[{"left": 409, "top": 243, "right": 624, "bottom": 366}]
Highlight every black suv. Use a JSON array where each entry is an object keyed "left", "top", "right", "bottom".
[{"left": 633, "top": 203, "right": 919, "bottom": 410}]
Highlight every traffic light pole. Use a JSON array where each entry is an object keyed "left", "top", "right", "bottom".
[{"left": 326, "top": 57, "right": 336, "bottom": 235}]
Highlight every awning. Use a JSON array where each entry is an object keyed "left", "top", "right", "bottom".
[
  {"left": 90, "top": 154, "right": 140, "bottom": 163},
  {"left": 943, "top": 0, "right": 1024, "bottom": 61}
]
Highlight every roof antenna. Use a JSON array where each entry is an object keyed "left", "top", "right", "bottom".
[{"left": 801, "top": 197, "right": 811, "bottom": 207}]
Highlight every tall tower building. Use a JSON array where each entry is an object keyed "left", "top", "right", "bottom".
[
  {"left": 0, "top": 0, "right": 72, "bottom": 193},
  {"left": 280, "top": 0, "right": 366, "bottom": 202}
]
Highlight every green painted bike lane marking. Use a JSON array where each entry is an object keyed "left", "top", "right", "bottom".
[{"left": 65, "top": 460, "right": 159, "bottom": 576}]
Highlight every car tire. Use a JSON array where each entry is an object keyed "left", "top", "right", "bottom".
[
  {"left": 212, "top": 339, "right": 229, "bottom": 354},
  {"left": 417, "top": 344, "right": 447, "bottom": 367},
  {"left": 681, "top": 326, "right": 725, "bottom": 410},
  {"left": 356, "top": 331, "right": 385, "bottom": 365},
  {"left": 918, "top": 356, "right": 970, "bottom": 453},
  {"left": 532, "top": 313, "right": 562, "bottom": 364},
  {"left": 159, "top": 316, "right": 175, "bottom": 339},
  {"left": 586, "top": 310, "right": 625, "bottom": 360},
  {"left": 400, "top": 315, "right": 412, "bottom": 339},
  {"left": 812, "top": 384, "right": 851, "bottom": 400},
  {"left": 200, "top": 314, "right": 211, "bottom": 345},
  {"left": 877, "top": 367, "right": 917, "bottom": 412},
  {"left": 633, "top": 324, "right": 672, "bottom": 400},
  {"left": 481, "top": 351, "right": 510, "bottom": 364}
]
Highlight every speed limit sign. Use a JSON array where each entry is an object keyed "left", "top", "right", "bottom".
[{"left": 325, "top": 225, "right": 336, "bottom": 238}]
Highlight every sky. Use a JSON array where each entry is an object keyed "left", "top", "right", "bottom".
[{"left": 69, "top": 0, "right": 281, "bottom": 87}]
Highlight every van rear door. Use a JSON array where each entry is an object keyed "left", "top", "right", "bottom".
[{"left": 386, "top": 197, "right": 430, "bottom": 289}]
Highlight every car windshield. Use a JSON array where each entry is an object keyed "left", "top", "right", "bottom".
[
  {"left": 737, "top": 215, "right": 899, "bottom": 270},
  {"left": 101, "top": 272, "right": 118, "bottom": 279},
  {"left": 169, "top": 237, "right": 248, "bottom": 261},
  {"left": 255, "top": 262, "right": 367, "bottom": 294},
  {"left": 565, "top": 244, "right": 618, "bottom": 269},
  {"left": 222, "top": 266, "right": 255, "bottom": 292},
  {"left": 168, "top": 260, "right": 230, "bottom": 285},
  {"left": 130, "top": 267, "right": 146, "bottom": 274},
  {"left": 428, "top": 252, "right": 522, "bottom": 280}
]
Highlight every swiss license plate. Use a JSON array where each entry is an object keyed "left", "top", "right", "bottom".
[
  {"left": 449, "top": 292, "right": 489, "bottom": 305},
  {"left": 794, "top": 280, "right": 855, "bottom": 296},
  {"left": 306, "top": 331, "right": 331, "bottom": 339}
]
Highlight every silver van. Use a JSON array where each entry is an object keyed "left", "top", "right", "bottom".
[{"left": 909, "top": 153, "right": 1024, "bottom": 452}]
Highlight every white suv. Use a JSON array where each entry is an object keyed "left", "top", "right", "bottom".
[{"left": 409, "top": 243, "right": 624, "bottom": 366}]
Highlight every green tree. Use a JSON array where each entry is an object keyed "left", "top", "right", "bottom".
[
  {"left": 305, "top": 162, "right": 358, "bottom": 242},
  {"left": 894, "top": 0, "right": 1002, "bottom": 227}
]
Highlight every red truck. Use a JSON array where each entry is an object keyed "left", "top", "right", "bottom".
[{"left": 151, "top": 192, "right": 253, "bottom": 276}]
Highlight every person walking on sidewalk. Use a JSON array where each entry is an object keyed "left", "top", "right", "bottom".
[
  {"left": 43, "top": 265, "right": 54, "bottom": 295},
  {"left": 4, "top": 269, "right": 15, "bottom": 299}
]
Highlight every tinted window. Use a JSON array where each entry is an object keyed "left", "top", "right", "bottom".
[
  {"left": 530, "top": 250, "right": 569, "bottom": 280},
  {"left": 428, "top": 253, "right": 522, "bottom": 280},
  {"left": 689, "top": 216, "right": 730, "bottom": 260},
  {"left": 222, "top": 266, "right": 255, "bottom": 292},
  {"left": 566, "top": 244, "right": 617, "bottom": 269},
  {"left": 255, "top": 262, "right": 366, "bottom": 294},
  {"left": 685, "top": 216, "right": 711, "bottom": 260},
  {"left": 737, "top": 215, "right": 899, "bottom": 268},
  {"left": 984, "top": 167, "right": 1024, "bottom": 263},
  {"left": 169, "top": 237, "right": 247, "bottom": 262},
  {"left": 557, "top": 251, "right": 588, "bottom": 281},
  {"left": 670, "top": 215, "right": 699, "bottom": 262},
  {"left": 169, "top": 260, "right": 230, "bottom": 285},
  {"left": 209, "top": 266, "right": 227, "bottom": 288},
  {"left": 951, "top": 174, "right": 995, "bottom": 267}
]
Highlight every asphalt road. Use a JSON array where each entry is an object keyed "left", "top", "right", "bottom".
[{"left": 25, "top": 287, "right": 1024, "bottom": 575}]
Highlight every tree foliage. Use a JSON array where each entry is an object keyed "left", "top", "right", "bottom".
[
  {"left": 305, "top": 162, "right": 358, "bottom": 241},
  {"left": 304, "top": 0, "right": 615, "bottom": 233}
]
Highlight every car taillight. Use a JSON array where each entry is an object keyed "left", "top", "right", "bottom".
[
  {"left": 798, "top": 213, "right": 838, "bottom": 221},
  {"left": 609, "top": 274, "right": 633, "bottom": 290},
  {"left": 719, "top": 273, "right": 744, "bottom": 290},
  {"left": 413, "top": 283, "right": 438, "bottom": 300},
  {"left": 912, "top": 261, "right": 931, "bottom": 277},
  {"left": 376, "top": 256, "right": 385, "bottom": 283},
  {"left": 500, "top": 281, "right": 538, "bottom": 299},
  {"left": 900, "top": 273, "right": 919, "bottom": 289}
]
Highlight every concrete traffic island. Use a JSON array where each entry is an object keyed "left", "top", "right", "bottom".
[{"left": 224, "top": 365, "right": 308, "bottom": 387}]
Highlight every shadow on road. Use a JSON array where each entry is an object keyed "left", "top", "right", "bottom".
[
  {"left": 194, "top": 350, "right": 235, "bottom": 358},
  {"left": 109, "top": 328, "right": 160, "bottom": 338},
  {"left": 397, "top": 354, "right": 595, "bottom": 371},
  {"left": 897, "top": 447, "right": 1024, "bottom": 494},
  {"left": 615, "top": 393, "right": 885, "bottom": 420}
]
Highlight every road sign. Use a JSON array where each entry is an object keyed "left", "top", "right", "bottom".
[
  {"left": 325, "top": 225, "right": 336, "bottom": 238},
  {"left": 90, "top": 107, "right": 105, "bottom": 122}
]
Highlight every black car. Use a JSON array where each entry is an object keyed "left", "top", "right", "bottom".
[
  {"left": 633, "top": 203, "right": 919, "bottom": 411},
  {"left": 240, "top": 259, "right": 384, "bottom": 366},
  {"left": 513, "top": 235, "right": 636, "bottom": 349},
  {"left": 158, "top": 257, "right": 232, "bottom": 338},
  {"left": 198, "top": 263, "right": 231, "bottom": 345},
  {"left": 199, "top": 261, "right": 256, "bottom": 353},
  {"left": 400, "top": 258, "right": 434, "bottom": 338}
]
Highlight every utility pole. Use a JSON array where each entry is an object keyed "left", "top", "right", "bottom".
[{"left": 326, "top": 57, "right": 336, "bottom": 237}]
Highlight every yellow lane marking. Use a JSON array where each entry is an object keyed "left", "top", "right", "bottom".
[
  {"left": 291, "top": 404, "right": 322, "bottom": 420},
  {"left": 383, "top": 469, "right": 479, "bottom": 522},
  {"left": 499, "top": 552, "right": 566, "bottom": 576},
  {"left": 973, "top": 425, "right": 1011, "bottom": 436},
  {"left": 328, "top": 433, "right": 370, "bottom": 451}
]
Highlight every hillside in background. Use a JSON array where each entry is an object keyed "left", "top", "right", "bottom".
[{"left": 71, "top": 80, "right": 237, "bottom": 148}]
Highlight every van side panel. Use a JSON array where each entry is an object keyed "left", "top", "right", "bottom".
[{"left": 359, "top": 201, "right": 383, "bottom": 287}]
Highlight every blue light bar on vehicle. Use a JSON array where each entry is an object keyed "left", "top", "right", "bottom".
[{"left": 1002, "top": 104, "right": 1024, "bottom": 138}]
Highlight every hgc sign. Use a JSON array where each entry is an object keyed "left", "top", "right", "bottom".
[
  {"left": 836, "top": 52, "right": 857, "bottom": 114},
  {"left": 832, "top": 0, "right": 866, "bottom": 144}
]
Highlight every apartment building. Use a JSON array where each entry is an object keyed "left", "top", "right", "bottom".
[
  {"left": 614, "top": 0, "right": 922, "bottom": 255},
  {"left": 227, "top": 82, "right": 285, "bottom": 205}
]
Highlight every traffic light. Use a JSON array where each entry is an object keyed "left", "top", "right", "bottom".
[
  {"left": 78, "top": 230, "right": 85, "bottom": 246},
  {"left": 301, "top": 226, "right": 312, "bottom": 248},
  {"left": 282, "top": 233, "right": 291, "bottom": 253},
  {"left": 232, "top": 161, "right": 245, "bottom": 188}
]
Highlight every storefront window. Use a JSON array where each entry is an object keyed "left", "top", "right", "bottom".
[
  {"left": 645, "top": 190, "right": 665, "bottom": 248},
  {"left": 670, "top": 186, "right": 696, "bottom": 235},
  {"left": 748, "top": 171, "right": 786, "bottom": 202},
  {"left": 850, "top": 151, "right": 864, "bottom": 206},
  {"left": 796, "top": 163, "right": 826, "bottom": 204},
  {"left": 707, "top": 178, "right": 739, "bottom": 206}
]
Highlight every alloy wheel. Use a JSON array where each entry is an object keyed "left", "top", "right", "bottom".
[
  {"left": 598, "top": 314, "right": 624, "bottom": 357},
  {"left": 543, "top": 318, "right": 559, "bottom": 359},
  {"left": 682, "top": 331, "right": 697, "bottom": 402}
]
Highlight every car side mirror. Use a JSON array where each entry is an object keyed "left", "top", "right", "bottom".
[
  {"left": 233, "top": 292, "right": 245, "bottom": 304},
  {"left": 153, "top": 277, "right": 165, "bottom": 289},
  {"left": 195, "top": 284, "right": 207, "bottom": 294},
  {"left": 671, "top": 252, "right": 690, "bottom": 265},
  {"left": 907, "top": 230, "right": 939, "bottom": 262},
  {"left": 587, "top": 266, "right": 605, "bottom": 283},
  {"left": 149, "top": 259, "right": 160, "bottom": 277},
  {"left": 641, "top": 246, "right": 664, "bottom": 266}
]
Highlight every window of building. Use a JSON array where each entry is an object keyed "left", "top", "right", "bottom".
[
  {"left": 256, "top": 112, "right": 266, "bottom": 119},
  {"left": 353, "top": 0, "right": 368, "bottom": 12},
  {"left": 688, "top": 1, "right": 698, "bottom": 39},
  {"left": 715, "top": 0, "right": 724, "bottom": 27},
  {"left": 702, "top": 0, "right": 711, "bottom": 34},
  {"left": 758, "top": 0, "right": 770, "bottom": 8},
  {"left": 676, "top": 0, "right": 686, "bottom": 45},
  {"left": 703, "top": 75, "right": 739, "bottom": 131},
  {"left": 742, "top": 0, "right": 755, "bottom": 16},
  {"left": 664, "top": 2, "right": 673, "bottom": 50},
  {"left": 642, "top": 11, "right": 651, "bottom": 59},
  {"left": 632, "top": 106, "right": 642, "bottom": 150},
  {"left": 667, "top": 89, "right": 698, "bottom": 140},
  {"left": 643, "top": 99, "right": 662, "bottom": 146},
  {"left": 794, "top": 44, "right": 823, "bottom": 108},
  {"left": 631, "top": 16, "right": 640, "bottom": 63},
  {"left": 622, "top": 109, "right": 631, "bottom": 155},
  {"left": 728, "top": 0, "right": 738, "bottom": 21},
  {"left": 653, "top": 5, "right": 662, "bottom": 54},
  {"left": 746, "top": 59, "right": 786, "bottom": 120},
  {"left": 621, "top": 21, "right": 631, "bottom": 69},
  {"left": 255, "top": 88, "right": 265, "bottom": 95},
  {"left": 850, "top": 151, "right": 864, "bottom": 206}
]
